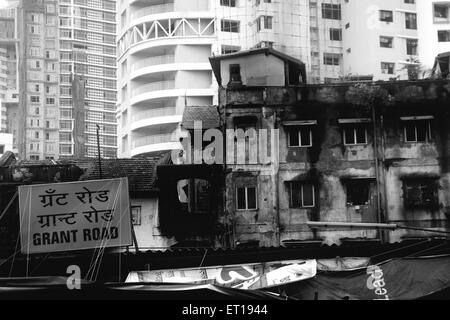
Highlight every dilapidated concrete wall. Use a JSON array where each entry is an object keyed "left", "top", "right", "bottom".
[{"left": 221, "top": 80, "right": 450, "bottom": 247}]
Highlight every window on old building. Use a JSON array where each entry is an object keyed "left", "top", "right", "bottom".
[
  {"left": 438, "top": 30, "right": 450, "bottom": 42},
  {"left": 322, "top": 3, "right": 341, "bottom": 20},
  {"left": 323, "top": 53, "right": 341, "bottom": 66},
  {"left": 380, "top": 10, "right": 394, "bottom": 22},
  {"left": 220, "top": 0, "right": 236, "bottom": 7},
  {"left": 405, "top": 13, "right": 417, "bottom": 29},
  {"left": 256, "top": 16, "right": 273, "bottom": 31},
  {"left": 221, "top": 45, "right": 241, "bottom": 54},
  {"left": 381, "top": 62, "right": 395, "bottom": 74},
  {"left": 221, "top": 19, "right": 240, "bottom": 32},
  {"left": 289, "top": 182, "right": 315, "bottom": 208},
  {"left": 434, "top": 4, "right": 449, "bottom": 22},
  {"left": 229, "top": 64, "right": 242, "bottom": 84},
  {"left": 330, "top": 28, "right": 342, "bottom": 41},
  {"left": 406, "top": 39, "right": 418, "bottom": 55},
  {"left": 346, "top": 180, "right": 371, "bottom": 206},
  {"left": 403, "top": 119, "right": 432, "bottom": 143},
  {"left": 403, "top": 178, "right": 439, "bottom": 209},
  {"left": 343, "top": 124, "right": 367, "bottom": 145},
  {"left": 288, "top": 126, "right": 313, "bottom": 147},
  {"left": 380, "top": 36, "right": 393, "bottom": 48},
  {"left": 237, "top": 186, "right": 257, "bottom": 210}
]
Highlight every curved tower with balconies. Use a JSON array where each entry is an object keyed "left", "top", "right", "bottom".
[{"left": 117, "top": 0, "right": 217, "bottom": 157}]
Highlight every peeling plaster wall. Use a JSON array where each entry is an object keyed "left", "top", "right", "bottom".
[{"left": 221, "top": 80, "right": 450, "bottom": 247}]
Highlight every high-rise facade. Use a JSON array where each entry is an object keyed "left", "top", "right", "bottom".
[
  {"left": 18, "top": 0, "right": 60, "bottom": 161},
  {"left": 117, "top": 0, "right": 422, "bottom": 158},
  {"left": 58, "top": 0, "right": 118, "bottom": 159},
  {"left": 0, "top": 1, "right": 19, "bottom": 157},
  {"left": 417, "top": 0, "right": 450, "bottom": 70},
  {"left": 342, "top": 0, "right": 418, "bottom": 81},
  {"left": 16, "top": 0, "right": 117, "bottom": 161}
]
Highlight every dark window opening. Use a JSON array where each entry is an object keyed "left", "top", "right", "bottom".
[
  {"left": 404, "top": 120, "right": 431, "bottom": 143},
  {"left": 405, "top": 13, "right": 417, "bottom": 29},
  {"left": 381, "top": 62, "right": 395, "bottom": 74},
  {"left": 220, "top": 0, "right": 236, "bottom": 7},
  {"left": 434, "top": 4, "right": 449, "bottom": 20},
  {"left": 438, "top": 30, "right": 450, "bottom": 42},
  {"left": 178, "top": 178, "right": 212, "bottom": 214},
  {"left": 288, "top": 126, "right": 313, "bottom": 147},
  {"left": 289, "top": 182, "right": 315, "bottom": 208},
  {"left": 343, "top": 124, "right": 367, "bottom": 145},
  {"left": 403, "top": 179, "right": 439, "bottom": 209},
  {"left": 380, "top": 36, "right": 393, "bottom": 48},
  {"left": 229, "top": 64, "right": 242, "bottom": 84},
  {"left": 406, "top": 39, "right": 418, "bottom": 55},
  {"left": 330, "top": 28, "right": 342, "bottom": 41},
  {"left": 322, "top": 3, "right": 341, "bottom": 20},
  {"left": 380, "top": 10, "right": 393, "bottom": 22},
  {"left": 346, "top": 180, "right": 370, "bottom": 206},
  {"left": 221, "top": 19, "right": 240, "bottom": 33},
  {"left": 237, "top": 186, "right": 257, "bottom": 210}
]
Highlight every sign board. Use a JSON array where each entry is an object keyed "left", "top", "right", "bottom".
[
  {"left": 126, "top": 259, "right": 317, "bottom": 290},
  {"left": 18, "top": 178, "right": 133, "bottom": 254}
]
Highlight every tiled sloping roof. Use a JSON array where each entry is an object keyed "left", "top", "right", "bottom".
[
  {"left": 73, "top": 152, "right": 171, "bottom": 193},
  {"left": 181, "top": 106, "right": 220, "bottom": 130}
]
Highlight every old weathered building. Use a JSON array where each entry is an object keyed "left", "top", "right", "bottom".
[{"left": 207, "top": 48, "right": 450, "bottom": 247}]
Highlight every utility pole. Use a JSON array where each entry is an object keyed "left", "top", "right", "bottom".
[{"left": 96, "top": 124, "right": 103, "bottom": 179}]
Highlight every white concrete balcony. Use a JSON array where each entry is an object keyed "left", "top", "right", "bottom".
[
  {"left": 131, "top": 54, "right": 175, "bottom": 71},
  {"left": 131, "top": 106, "right": 177, "bottom": 121},
  {"left": 131, "top": 3, "right": 174, "bottom": 20},
  {"left": 130, "top": 107, "right": 181, "bottom": 130},
  {"left": 131, "top": 133, "right": 180, "bottom": 156},
  {"left": 132, "top": 80, "right": 175, "bottom": 96}
]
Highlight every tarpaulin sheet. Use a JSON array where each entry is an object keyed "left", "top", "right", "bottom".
[
  {"left": 126, "top": 259, "right": 318, "bottom": 289},
  {"left": 279, "top": 255, "right": 450, "bottom": 300}
]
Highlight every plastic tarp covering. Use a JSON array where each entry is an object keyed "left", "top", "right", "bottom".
[
  {"left": 126, "top": 260, "right": 318, "bottom": 289},
  {"left": 0, "top": 277, "right": 284, "bottom": 300},
  {"left": 279, "top": 255, "right": 450, "bottom": 300}
]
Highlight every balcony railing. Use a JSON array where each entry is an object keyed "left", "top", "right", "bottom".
[
  {"left": 132, "top": 80, "right": 175, "bottom": 96},
  {"left": 132, "top": 133, "right": 175, "bottom": 148},
  {"left": 132, "top": 54, "right": 175, "bottom": 71},
  {"left": 131, "top": 3, "right": 174, "bottom": 20},
  {"left": 132, "top": 106, "right": 177, "bottom": 121}
]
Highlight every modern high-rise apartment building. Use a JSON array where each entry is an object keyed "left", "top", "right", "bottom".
[
  {"left": 58, "top": 0, "right": 118, "bottom": 159},
  {"left": 342, "top": 0, "right": 418, "bottom": 81},
  {"left": 117, "top": 0, "right": 421, "bottom": 158},
  {"left": 417, "top": 0, "right": 450, "bottom": 70},
  {"left": 16, "top": 0, "right": 117, "bottom": 161},
  {"left": 17, "top": 0, "right": 60, "bottom": 160},
  {"left": 0, "top": 1, "right": 19, "bottom": 157}
]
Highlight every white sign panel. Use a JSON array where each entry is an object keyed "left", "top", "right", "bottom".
[
  {"left": 18, "top": 178, "right": 133, "bottom": 254},
  {"left": 126, "top": 259, "right": 317, "bottom": 290}
]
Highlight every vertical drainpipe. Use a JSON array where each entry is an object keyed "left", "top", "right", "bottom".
[
  {"left": 274, "top": 109, "right": 281, "bottom": 247},
  {"left": 380, "top": 114, "right": 389, "bottom": 243},
  {"left": 372, "top": 105, "right": 384, "bottom": 243}
]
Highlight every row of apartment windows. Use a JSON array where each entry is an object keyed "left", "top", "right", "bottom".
[
  {"left": 59, "top": 6, "right": 115, "bottom": 19},
  {"left": 380, "top": 36, "right": 418, "bottom": 55},
  {"left": 237, "top": 177, "right": 436, "bottom": 210},
  {"left": 321, "top": 3, "right": 417, "bottom": 30},
  {"left": 235, "top": 118, "right": 431, "bottom": 151}
]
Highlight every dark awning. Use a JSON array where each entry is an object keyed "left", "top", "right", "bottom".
[{"left": 277, "top": 255, "right": 450, "bottom": 300}]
